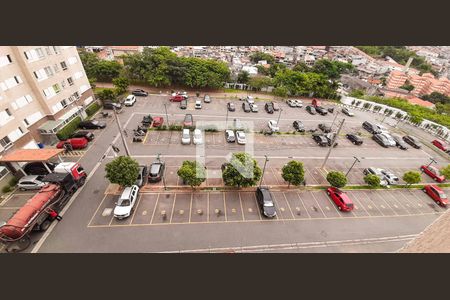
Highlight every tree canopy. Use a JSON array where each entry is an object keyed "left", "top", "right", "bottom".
[
  {"left": 421, "top": 92, "right": 450, "bottom": 104},
  {"left": 364, "top": 174, "right": 381, "bottom": 187},
  {"left": 105, "top": 156, "right": 139, "bottom": 187},
  {"left": 79, "top": 50, "right": 123, "bottom": 82},
  {"left": 402, "top": 171, "right": 421, "bottom": 186},
  {"left": 222, "top": 152, "right": 262, "bottom": 188},
  {"left": 281, "top": 161, "right": 305, "bottom": 187},
  {"left": 249, "top": 51, "right": 275, "bottom": 64},
  {"left": 177, "top": 160, "right": 206, "bottom": 188},
  {"left": 326, "top": 171, "right": 347, "bottom": 188}
]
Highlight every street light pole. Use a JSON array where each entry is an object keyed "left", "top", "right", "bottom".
[
  {"left": 345, "top": 156, "right": 361, "bottom": 177},
  {"left": 226, "top": 107, "right": 229, "bottom": 127},
  {"left": 259, "top": 155, "right": 269, "bottom": 187},
  {"left": 421, "top": 157, "right": 437, "bottom": 174},
  {"left": 330, "top": 110, "right": 340, "bottom": 129},
  {"left": 276, "top": 108, "right": 283, "bottom": 125},
  {"left": 321, "top": 119, "right": 345, "bottom": 169},
  {"left": 113, "top": 106, "right": 131, "bottom": 156},
  {"left": 157, "top": 153, "right": 167, "bottom": 190},
  {"left": 163, "top": 103, "right": 170, "bottom": 126}
]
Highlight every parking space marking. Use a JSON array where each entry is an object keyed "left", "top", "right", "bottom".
[
  {"left": 310, "top": 191, "right": 327, "bottom": 217},
  {"left": 253, "top": 193, "right": 263, "bottom": 220},
  {"left": 296, "top": 192, "right": 312, "bottom": 218},
  {"left": 282, "top": 192, "right": 296, "bottom": 219},
  {"left": 381, "top": 191, "right": 415, "bottom": 215},
  {"left": 304, "top": 168, "right": 319, "bottom": 184},
  {"left": 149, "top": 193, "right": 160, "bottom": 224},
  {"left": 396, "top": 190, "right": 427, "bottom": 214},
  {"left": 270, "top": 167, "right": 282, "bottom": 185},
  {"left": 238, "top": 192, "right": 245, "bottom": 221},
  {"left": 207, "top": 193, "right": 210, "bottom": 222},
  {"left": 370, "top": 192, "right": 399, "bottom": 216},
  {"left": 223, "top": 192, "right": 227, "bottom": 221},
  {"left": 87, "top": 194, "right": 109, "bottom": 227},
  {"left": 169, "top": 193, "right": 177, "bottom": 223},
  {"left": 188, "top": 193, "right": 193, "bottom": 223},
  {"left": 129, "top": 194, "right": 143, "bottom": 224},
  {"left": 360, "top": 191, "right": 385, "bottom": 216},
  {"left": 347, "top": 191, "right": 371, "bottom": 216}
]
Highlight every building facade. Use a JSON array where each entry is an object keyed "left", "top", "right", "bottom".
[{"left": 0, "top": 46, "right": 94, "bottom": 154}]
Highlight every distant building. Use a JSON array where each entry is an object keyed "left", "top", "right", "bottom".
[{"left": 387, "top": 70, "right": 450, "bottom": 97}]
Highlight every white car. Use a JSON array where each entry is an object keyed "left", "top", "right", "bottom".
[
  {"left": 380, "top": 133, "right": 396, "bottom": 147},
  {"left": 381, "top": 170, "right": 399, "bottom": 185},
  {"left": 17, "top": 175, "right": 47, "bottom": 190},
  {"left": 114, "top": 185, "right": 139, "bottom": 219},
  {"left": 124, "top": 95, "right": 136, "bottom": 106},
  {"left": 195, "top": 100, "right": 202, "bottom": 109},
  {"left": 181, "top": 129, "right": 191, "bottom": 144},
  {"left": 295, "top": 100, "right": 303, "bottom": 107},
  {"left": 250, "top": 103, "right": 258, "bottom": 112},
  {"left": 236, "top": 131, "right": 246, "bottom": 144},
  {"left": 225, "top": 130, "right": 236, "bottom": 143},
  {"left": 193, "top": 129, "right": 203, "bottom": 144},
  {"left": 245, "top": 96, "right": 255, "bottom": 104},
  {"left": 268, "top": 120, "right": 280, "bottom": 132}
]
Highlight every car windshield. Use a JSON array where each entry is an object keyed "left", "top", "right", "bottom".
[
  {"left": 118, "top": 199, "right": 130, "bottom": 206},
  {"left": 264, "top": 201, "right": 274, "bottom": 207},
  {"left": 150, "top": 164, "right": 161, "bottom": 175},
  {"left": 438, "top": 191, "right": 447, "bottom": 198},
  {"left": 91, "top": 121, "right": 98, "bottom": 125}
]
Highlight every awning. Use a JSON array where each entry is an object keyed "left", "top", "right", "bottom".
[
  {"left": 38, "top": 120, "right": 63, "bottom": 132},
  {"left": 0, "top": 149, "right": 64, "bottom": 162},
  {"left": 58, "top": 106, "right": 82, "bottom": 120}
]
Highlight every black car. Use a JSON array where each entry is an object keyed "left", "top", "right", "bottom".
[
  {"left": 313, "top": 134, "right": 328, "bottom": 147},
  {"left": 70, "top": 131, "right": 95, "bottom": 141},
  {"left": 346, "top": 133, "right": 363, "bottom": 145},
  {"left": 142, "top": 114, "right": 153, "bottom": 125},
  {"left": 391, "top": 135, "right": 408, "bottom": 150},
  {"left": 318, "top": 123, "right": 331, "bottom": 133},
  {"left": 362, "top": 121, "right": 380, "bottom": 134},
  {"left": 265, "top": 102, "right": 274, "bottom": 114},
  {"left": 373, "top": 134, "right": 390, "bottom": 148},
  {"left": 23, "top": 162, "right": 56, "bottom": 175},
  {"left": 135, "top": 165, "right": 148, "bottom": 187},
  {"left": 315, "top": 106, "right": 328, "bottom": 116},
  {"left": 227, "top": 102, "right": 235, "bottom": 112},
  {"left": 242, "top": 102, "right": 251, "bottom": 112},
  {"left": 306, "top": 105, "right": 317, "bottom": 115},
  {"left": 103, "top": 101, "right": 122, "bottom": 110},
  {"left": 79, "top": 120, "right": 106, "bottom": 129},
  {"left": 148, "top": 161, "right": 165, "bottom": 183},
  {"left": 324, "top": 133, "right": 338, "bottom": 147},
  {"left": 256, "top": 187, "right": 277, "bottom": 218},
  {"left": 180, "top": 99, "right": 187, "bottom": 109},
  {"left": 403, "top": 135, "right": 422, "bottom": 149},
  {"left": 293, "top": 121, "right": 305, "bottom": 132},
  {"left": 131, "top": 89, "right": 148, "bottom": 97}
]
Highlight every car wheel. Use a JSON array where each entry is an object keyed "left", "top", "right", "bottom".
[
  {"left": 352, "top": 141, "right": 356, "bottom": 145},
  {"left": 40, "top": 219, "right": 51, "bottom": 231},
  {"left": 326, "top": 191, "right": 330, "bottom": 196},
  {"left": 422, "top": 188, "right": 426, "bottom": 193},
  {"left": 338, "top": 206, "right": 342, "bottom": 211}
]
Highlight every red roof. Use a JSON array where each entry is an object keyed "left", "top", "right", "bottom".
[{"left": 406, "top": 97, "right": 435, "bottom": 108}]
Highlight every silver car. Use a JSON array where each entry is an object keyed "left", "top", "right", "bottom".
[{"left": 18, "top": 175, "right": 47, "bottom": 190}]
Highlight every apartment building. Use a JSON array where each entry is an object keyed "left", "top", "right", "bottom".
[
  {"left": 0, "top": 46, "right": 94, "bottom": 155},
  {"left": 386, "top": 70, "right": 450, "bottom": 97}
]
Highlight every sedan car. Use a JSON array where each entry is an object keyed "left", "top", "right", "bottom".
[
  {"left": 318, "top": 123, "right": 331, "bottom": 133},
  {"left": 245, "top": 96, "right": 255, "bottom": 105},
  {"left": 227, "top": 102, "right": 235, "bottom": 112},
  {"left": 204, "top": 94, "right": 211, "bottom": 103},
  {"left": 272, "top": 102, "right": 280, "bottom": 111},
  {"left": 152, "top": 117, "right": 164, "bottom": 127},
  {"left": 306, "top": 105, "right": 317, "bottom": 115},
  {"left": 313, "top": 134, "right": 328, "bottom": 147},
  {"left": 193, "top": 129, "right": 203, "bottom": 145},
  {"left": 79, "top": 120, "right": 106, "bottom": 129},
  {"left": 70, "top": 131, "right": 94, "bottom": 141},
  {"left": 293, "top": 121, "right": 305, "bottom": 132},
  {"left": 403, "top": 135, "right": 422, "bottom": 149},
  {"left": 432, "top": 139, "right": 448, "bottom": 152},
  {"left": 250, "top": 103, "right": 258, "bottom": 112},
  {"left": 346, "top": 133, "right": 363, "bottom": 145},
  {"left": 170, "top": 94, "right": 185, "bottom": 102},
  {"left": 256, "top": 187, "right": 277, "bottom": 218},
  {"left": 372, "top": 134, "right": 390, "bottom": 148},
  {"left": 148, "top": 160, "right": 165, "bottom": 183},
  {"left": 113, "top": 185, "right": 139, "bottom": 219},
  {"left": 236, "top": 131, "right": 246, "bottom": 145},
  {"left": 341, "top": 107, "right": 354, "bottom": 117},
  {"left": 287, "top": 99, "right": 297, "bottom": 107},
  {"left": 381, "top": 170, "right": 399, "bottom": 185},
  {"left": 423, "top": 185, "right": 448, "bottom": 206},
  {"left": 183, "top": 114, "right": 193, "bottom": 127},
  {"left": 391, "top": 134, "right": 408, "bottom": 150},
  {"left": 195, "top": 100, "right": 202, "bottom": 109},
  {"left": 18, "top": 175, "right": 47, "bottom": 190},
  {"left": 379, "top": 133, "right": 396, "bottom": 147},
  {"left": 265, "top": 102, "right": 274, "bottom": 114},
  {"left": 124, "top": 95, "right": 137, "bottom": 106},
  {"left": 268, "top": 120, "right": 280, "bottom": 132},
  {"left": 242, "top": 102, "right": 251, "bottom": 112},
  {"left": 225, "top": 130, "right": 236, "bottom": 143},
  {"left": 56, "top": 138, "right": 88, "bottom": 149},
  {"left": 363, "top": 167, "right": 388, "bottom": 186},
  {"left": 421, "top": 165, "right": 445, "bottom": 182},
  {"left": 181, "top": 129, "right": 191, "bottom": 145},
  {"left": 315, "top": 106, "right": 328, "bottom": 116},
  {"left": 135, "top": 165, "right": 148, "bottom": 187},
  {"left": 131, "top": 89, "right": 148, "bottom": 97},
  {"left": 326, "top": 187, "right": 354, "bottom": 211},
  {"left": 180, "top": 99, "right": 187, "bottom": 109},
  {"left": 23, "top": 162, "right": 56, "bottom": 175}
]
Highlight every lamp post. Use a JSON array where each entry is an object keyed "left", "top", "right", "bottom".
[
  {"left": 157, "top": 153, "right": 167, "bottom": 190},
  {"left": 421, "top": 157, "right": 437, "bottom": 174},
  {"left": 321, "top": 119, "right": 345, "bottom": 169},
  {"left": 276, "top": 108, "right": 283, "bottom": 126},
  {"left": 163, "top": 103, "right": 169, "bottom": 126},
  {"left": 346, "top": 156, "right": 361, "bottom": 177},
  {"left": 259, "top": 155, "right": 269, "bottom": 187},
  {"left": 113, "top": 106, "right": 130, "bottom": 156}
]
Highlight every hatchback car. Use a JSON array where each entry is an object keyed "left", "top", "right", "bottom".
[
  {"left": 79, "top": 120, "right": 106, "bottom": 129},
  {"left": 326, "top": 187, "right": 354, "bottom": 211},
  {"left": 152, "top": 117, "right": 164, "bottom": 127},
  {"left": 181, "top": 129, "right": 191, "bottom": 144},
  {"left": 313, "top": 134, "right": 328, "bottom": 147},
  {"left": 236, "top": 131, "right": 246, "bottom": 145},
  {"left": 391, "top": 134, "right": 408, "bottom": 150},
  {"left": 306, "top": 105, "right": 317, "bottom": 115},
  {"left": 183, "top": 114, "right": 193, "bottom": 127},
  {"left": 124, "top": 95, "right": 137, "bottom": 106},
  {"left": 256, "top": 187, "right": 277, "bottom": 218},
  {"left": 113, "top": 185, "right": 139, "bottom": 219},
  {"left": 242, "top": 102, "right": 251, "bottom": 112},
  {"left": 432, "top": 139, "right": 448, "bottom": 152},
  {"left": 372, "top": 134, "right": 390, "bottom": 148},
  {"left": 250, "top": 103, "right": 258, "bottom": 112},
  {"left": 170, "top": 94, "right": 185, "bottom": 102},
  {"left": 23, "top": 162, "right": 56, "bottom": 175},
  {"left": 225, "top": 130, "right": 236, "bottom": 143},
  {"left": 403, "top": 135, "right": 422, "bottom": 149},
  {"left": 179, "top": 99, "right": 187, "bottom": 109},
  {"left": 423, "top": 185, "right": 448, "bottom": 206},
  {"left": 318, "top": 123, "right": 331, "bottom": 133},
  {"left": 18, "top": 175, "right": 47, "bottom": 190},
  {"left": 265, "top": 102, "right": 274, "bottom": 114},
  {"left": 421, "top": 165, "right": 445, "bottom": 182},
  {"left": 287, "top": 99, "right": 297, "bottom": 107},
  {"left": 272, "top": 102, "right": 280, "bottom": 111},
  {"left": 268, "top": 120, "right": 279, "bottom": 132},
  {"left": 315, "top": 106, "right": 328, "bottom": 115},
  {"left": 131, "top": 89, "right": 148, "bottom": 97},
  {"left": 56, "top": 138, "right": 88, "bottom": 149},
  {"left": 341, "top": 107, "right": 354, "bottom": 117},
  {"left": 195, "top": 100, "right": 202, "bottom": 109},
  {"left": 204, "top": 94, "right": 211, "bottom": 103},
  {"left": 103, "top": 101, "right": 122, "bottom": 110},
  {"left": 193, "top": 129, "right": 203, "bottom": 145},
  {"left": 293, "top": 121, "right": 305, "bottom": 132},
  {"left": 135, "top": 165, "right": 148, "bottom": 187},
  {"left": 148, "top": 161, "right": 165, "bottom": 183},
  {"left": 70, "top": 131, "right": 94, "bottom": 141},
  {"left": 362, "top": 121, "right": 381, "bottom": 134},
  {"left": 227, "top": 102, "right": 235, "bottom": 112},
  {"left": 346, "top": 133, "right": 363, "bottom": 145}
]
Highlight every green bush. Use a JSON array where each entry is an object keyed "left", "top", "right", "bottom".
[
  {"left": 85, "top": 101, "right": 101, "bottom": 117},
  {"left": 56, "top": 116, "right": 82, "bottom": 141},
  {"left": 168, "top": 124, "right": 183, "bottom": 131},
  {"left": 2, "top": 185, "right": 11, "bottom": 193},
  {"left": 8, "top": 177, "right": 18, "bottom": 187}
]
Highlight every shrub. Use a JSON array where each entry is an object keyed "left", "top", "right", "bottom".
[
  {"left": 403, "top": 171, "right": 421, "bottom": 186},
  {"left": 8, "top": 177, "right": 18, "bottom": 187},
  {"left": 56, "top": 116, "right": 82, "bottom": 140},
  {"left": 2, "top": 185, "right": 11, "bottom": 193},
  {"left": 85, "top": 101, "right": 101, "bottom": 117},
  {"left": 364, "top": 174, "right": 381, "bottom": 187},
  {"left": 326, "top": 171, "right": 347, "bottom": 188},
  {"left": 169, "top": 124, "right": 183, "bottom": 131}
]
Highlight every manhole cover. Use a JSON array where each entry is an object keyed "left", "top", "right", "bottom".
[{"left": 102, "top": 208, "right": 112, "bottom": 217}]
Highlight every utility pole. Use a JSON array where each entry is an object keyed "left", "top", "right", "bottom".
[
  {"left": 259, "top": 155, "right": 269, "bottom": 187},
  {"left": 226, "top": 107, "right": 229, "bottom": 127},
  {"left": 421, "top": 157, "right": 437, "bottom": 174},
  {"left": 330, "top": 110, "right": 340, "bottom": 129},
  {"left": 113, "top": 106, "right": 131, "bottom": 156},
  {"left": 345, "top": 156, "right": 361, "bottom": 177},
  {"left": 321, "top": 119, "right": 345, "bottom": 169},
  {"left": 163, "top": 103, "right": 170, "bottom": 126},
  {"left": 276, "top": 108, "right": 283, "bottom": 125}
]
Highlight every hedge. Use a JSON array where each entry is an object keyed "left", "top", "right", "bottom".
[
  {"left": 85, "top": 101, "right": 101, "bottom": 117},
  {"left": 56, "top": 116, "right": 82, "bottom": 140}
]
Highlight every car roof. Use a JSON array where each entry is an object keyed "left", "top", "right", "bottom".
[
  {"left": 19, "top": 175, "right": 40, "bottom": 181},
  {"left": 183, "top": 128, "right": 190, "bottom": 133}
]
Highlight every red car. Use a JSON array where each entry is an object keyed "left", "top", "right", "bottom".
[
  {"left": 56, "top": 138, "right": 88, "bottom": 149},
  {"left": 423, "top": 185, "right": 448, "bottom": 206},
  {"left": 421, "top": 165, "right": 445, "bottom": 182},
  {"left": 432, "top": 139, "right": 448, "bottom": 152},
  {"left": 152, "top": 117, "right": 164, "bottom": 127},
  {"left": 326, "top": 187, "right": 354, "bottom": 211},
  {"left": 170, "top": 94, "right": 185, "bottom": 102},
  {"left": 183, "top": 114, "right": 193, "bottom": 127}
]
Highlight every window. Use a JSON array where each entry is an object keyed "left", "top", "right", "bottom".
[
  {"left": 61, "top": 99, "right": 68, "bottom": 108},
  {"left": 45, "top": 47, "right": 52, "bottom": 55},
  {"left": 44, "top": 66, "right": 53, "bottom": 77},
  {"left": 36, "top": 48, "right": 44, "bottom": 58},
  {"left": 5, "top": 108, "right": 11, "bottom": 116},
  {"left": 53, "top": 83, "right": 61, "bottom": 93},
  {"left": 73, "top": 91, "right": 80, "bottom": 99},
  {"left": 67, "top": 77, "right": 74, "bottom": 86},
  {"left": 60, "top": 61, "right": 67, "bottom": 70},
  {"left": 24, "top": 118, "right": 30, "bottom": 126},
  {"left": 61, "top": 80, "right": 66, "bottom": 88},
  {"left": 14, "top": 76, "right": 22, "bottom": 84},
  {"left": 53, "top": 64, "right": 60, "bottom": 73},
  {"left": 0, "top": 167, "right": 9, "bottom": 180},
  {"left": 0, "top": 55, "right": 12, "bottom": 67},
  {"left": 67, "top": 56, "right": 78, "bottom": 65},
  {"left": 18, "top": 127, "right": 24, "bottom": 134},
  {"left": 73, "top": 71, "right": 83, "bottom": 79},
  {"left": 0, "top": 136, "right": 12, "bottom": 148},
  {"left": 52, "top": 46, "right": 61, "bottom": 54}
]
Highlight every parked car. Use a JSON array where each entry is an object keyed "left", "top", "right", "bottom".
[
  {"left": 324, "top": 133, "right": 338, "bottom": 147},
  {"left": 318, "top": 123, "right": 331, "bottom": 133},
  {"left": 179, "top": 99, "right": 187, "bottom": 109},
  {"left": 170, "top": 94, "right": 185, "bottom": 102},
  {"left": 421, "top": 165, "right": 445, "bottom": 182},
  {"left": 131, "top": 89, "right": 148, "bottom": 97},
  {"left": 423, "top": 185, "right": 448, "bottom": 206},
  {"left": 245, "top": 96, "right": 255, "bottom": 104},
  {"left": 372, "top": 134, "right": 391, "bottom": 148},
  {"left": 204, "top": 94, "right": 211, "bottom": 103},
  {"left": 113, "top": 185, "right": 139, "bottom": 219},
  {"left": 256, "top": 187, "right": 277, "bottom": 218},
  {"left": 177, "top": 91, "right": 188, "bottom": 99},
  {"left": 268, "top": 120, "right": 279, "bottom": 132},
  {"left": 341, "top": 107, "right": 354, "bottom": 117},
  {"left": 193, "top": 129, "right": 203, "bottom": 145},
  {"left": 381, "top": 170, "right": 399, "bottom": 185},
  {"left": 103, "top": 101, "right": 122, "bottom": 110},
  {"left": 403, "top": 135, "right": 422, "bottom": 149},
  {"left": 70, "top": 131, "right": 94, "bottom": 141},
  {"left": 135, "top": 165, "right": 148, "bottom": 187},
  {"left": 295, "top": 100, "right": 303, "bottom": 107},
  {"left": 242, "top": 102, "right": 251, "bottom": 112},
  {"left": 313, "top": 134, "right": 328, "bottom": 147},
  {"left": 142, "top": 115, "right": 153, "bottom": 125},
  {"left": 18, "top": 175, "right": 47, "bottom": 190},
  {"left": 23, "top": 162, "right": 56, "bottom": 176},
  {"left": 124, "top": 95, "right": 137, "bottom": 106},
  {"left": 362, "top": 121, "right": 380, "bottom": 134},
  {"left": 225, "top": 130, "right": 236, "bottom": 143},
  {"left": 195, "top": 100, "right": 202, "bottom": 109},
  {"left": 56, "top": 138, "right": 88, "bottom": 149},
  {"left": 152, "top": 117, "right": 164, "bottom": 127},
  {"left": 183, "top": 114, "right": 193, "bottom": 127},
  {"left": 272, "top": 102, "right": 280, "bottom": 111},
  {"left": 250, "top": 103, "right": 258, "bottom": 112},
  {"left": 265, "top": 102, "right": 274, "bottom": 114},
  {"left": 287, "top": 99, "right": 297, "bottom": 107},
  {"left": 315, "top": 106, "right": 328, "bottom": 115},
  {"left": 346, "top": 133, "right": 363, "bottom": 145},
  {"left": 375, "top": 124, "right": 389, "bottom": 134},
  {"left": 432, "top": 139, "right": 448, "bottom": 152},
  {"left": 148, "top": 160, "right": 165, "bottom": 183},
  {"left": 79, "top": 120, "right": 106, "bottom": 129},
  {"left": 293, "top": 120, "right": 305, "bottom": 132},
  {"left": 236, "top": 131, "right": 246, "bottom": 145},
  {"left": 391, "top": 134, "right": 408, "bottom": 150},
  {"left": 379, "top": 133, "right": 396, "bottom": 147},
  {"left": 306, "top": 105, "right": 317, "bottom": 115},
  {"left": 326, "top": 187, "right": 354, "bottom": 211},
  {"left": 363, "top": 167, "right": 388, "bottom": 186},
  {"left": 227, "top": 102, "right": 235, "bottom": 112},
  {"left": 181, "top": 129, "right": 191, "bottom": 144}
]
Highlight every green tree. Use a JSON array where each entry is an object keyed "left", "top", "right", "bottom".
[
  {"left": 249, "top": 51, "right": 275, "bottom": 64},
  {"left": 97, "top": 88, "right": 117, "bottom": 101},
  {"left": 222, "top": 152, "right": 262, "bottom": 188},
  {"left": 311, "top": 59, "right": 354, "bottom": 80},
  {"left": 349, "top": 89, "right": 365, "bottom": 98},
  {"left": 249, "top": 76, "right": 273, "bottom": 91},
  {"left": 439, "top": 165, "right": 450, "bottom": 180},
  {"left": 402, "top": 171, "right": 421, "bottom": 186},
  {"left": 256, "top": 65, "right": 270, "bottom": 76},
  {"left": 237, "top": 71, "right": 250, "bottom": 84},
  {"left": 88, "top": 77, "right": 97, "bottom": 90},
  {"left": 177, "top": 160, "right": 206, "bottom": 189},
  {"left": 364, "top": 174, "right": 381, "bottom": 187},
  {"left": 105, "top": 156, "right": 139, "bottom": 187},
  {"left": 293, "top": 62, "right": 310, "bottom": 72},
  {"left": 273, "top": 86, "right": 288, "bottom": 97},
  {"left": 421, "top": 92, "right": 450, "bottom": 104},
  {"left": 400, "top": 80, "right": 415, "bottom": 92},
  {"left": 268, "top": 63, "right": 287, "bottom": 77},
  {"left": 281, "top": 161, "right": 305, "bottom": 187},
  {"left": 326, "top": 171, "right": 348, "bottom": 188},
  {"left": 78, "top": 50, "right": 101, "bottom": 79},
  {"left": 112, "top": 77, "right": 130, "bottom": 94},
  {"left": 94, "top": 60, "right": 123, "bottom": 82}
]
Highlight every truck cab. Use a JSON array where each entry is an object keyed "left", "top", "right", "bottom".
[{"left": 54, "top": 162, "right": 87, "bottom": 186}]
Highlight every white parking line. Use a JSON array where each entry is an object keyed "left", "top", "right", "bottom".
[
  {"left": 296, "top": 192, "right": 312, "bottom": 218},
  {"left": 283, "top": 192, "right": 296, "bottom": 219},
  {"left": 310, "top": 192, "right": 327, "bottom": 217},
  {"left": 169, "top": 194, "right": 177, "bottom": 223},
  {"left": 238, "top": 192, "right": 245, "bottom": 221},
  {"left": 130, "top": 194, "right": 143, "bottom": 224},
  {"left": 223, "top": 192, "right": 228, "bottom": 221},
  {"left": 87, "top": 194, "right": 109, "bottom": 227},
  {"left": 149, "top": 193, "right": 160, "bottom": 224}
]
